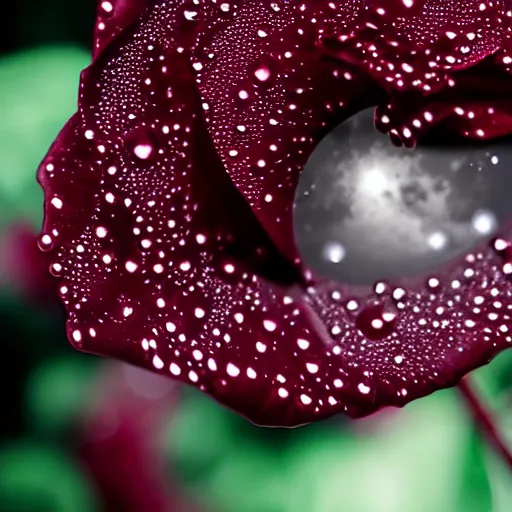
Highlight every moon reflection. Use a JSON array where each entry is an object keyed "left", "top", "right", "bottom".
[{"left": 294, "top": 108, "right": 512, "bottom": 284}]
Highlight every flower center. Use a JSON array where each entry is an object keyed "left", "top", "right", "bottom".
[{"left": 293, "top": 108, "right": 512, "bottom": 284}]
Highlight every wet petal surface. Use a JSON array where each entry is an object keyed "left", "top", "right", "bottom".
[
  {"left": 93, "top": 0, "right": 150, "bottom": 58},
  {"left": 38, "top": 0, "right": 512, "bottom": 426}
]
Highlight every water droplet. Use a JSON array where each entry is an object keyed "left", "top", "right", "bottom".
[
  {"left": 100, "top": 1, "right": 114, "bottom": 16},
  {"left": 38, "top": 234, "right": 54, "bottom": 251},
  {"left": 355, "top": 304, "right": 398, "bottom": 340},
  {"left": 254, "top": 65, "right": 271, "bottom": 82},
  {"left": 124, "top": 128, "right": 159, "bottom": 161},
  {"left": 134, "top": 144, "right": 153, "bottom": 160}
]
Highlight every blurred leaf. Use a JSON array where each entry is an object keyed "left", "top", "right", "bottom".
[
  {"left": 476, "top": 350, "right": 512, "bottom": 398},
  {"left": 169, "top": 388, "right": 477, "bottom": 512},
  {"left": 25, "top": 356, "right": 98, "bottom": 437},
  {"left": 461, "top": 357, "right": 512, "bottom": 511},
  {"left": 483, "top": 403, "right": 512, "bottom": 512},
  {"left": 168, "top": 389, "right": 332, "bottom": 487},
  {"left": 0, "top": 442, "right": 98, "bottom": 512},
  {"left": 0, "top": 292, "right": 68, "bottom": 439},
  {"left": 486, "top": 455, "right": 512, "bottom": 512},
  {"left": 0, "top": 47, "right": 89, "bottom": 226},
  {"left": 167, "top": 391, "right": 236, "bottom": 483},
  {"left": 285, "top": 392, "right": 468, "bottom": 512},
  {"left": 458, "top": 429, "right": 492, "bottom": 512},
  {"left": 206, "top": 446, "right": 284, "bottom": 512}
]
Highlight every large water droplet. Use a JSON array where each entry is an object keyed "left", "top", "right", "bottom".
[
  {"left": 254, "top": 65, "right": 271, "bottom": 82},
  {"left": 124, "top": 128, "right": 159, "bottom": 162},
  {"left": 37, "top": 233, "right": 54, "bottom": 252},
  {"left": 100, "top": 0, "right": 114, "bottom": 18},
  {"left": 133, "top": 144, "right": 153, "bottom": 160},
  {"left": 180, "top": 1, "right": 200, "bottom": 22},
  {"left": 355, "top": 304, "right": 398, "bottom": 341},
  {"left": 294, "top": 108, "right": 512, "bottom": 284},
  {"left": 249, "top": 58, "right": 276, "bottom": 86}
]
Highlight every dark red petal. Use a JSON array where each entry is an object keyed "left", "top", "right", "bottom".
[
  {"left": 93, "top": 0, "right": 150, "bottom": 59},
  {"left": 38, "top": 0, "right": 512, "bottom": 427},
  {"left": 494, "top": 13, "right": 512, "bottom": 73},
  {"left": 372, "top": 67, "right": 512, "bottom": 145},
  {"left": 322, "top": 0, "right": 506, "bottom": 93},
  {"left": 38, "top": 9, "right": 345, "bottom": 426},
  {"left": 318, "top": 0, "right": 512, "bottom": 145},
  {"left": 191, "top": 1, "right": 377, "bottom": 260}
]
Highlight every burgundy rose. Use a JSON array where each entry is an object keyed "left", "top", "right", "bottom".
[{"left": 37, "top": 0, "right": 512, "bottom": 427}]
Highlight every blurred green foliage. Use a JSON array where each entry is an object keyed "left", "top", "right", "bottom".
[
  {"left": 26, "top": 356, "right": 98, "bottom": 438},
  {"left": 0, "top": 47, "right": 89, "bottom": 226},
  {"left": 168, "top": 388, "right": 495, "bottom": 512},
  {"left": 0, "top": 443, "right": 98, "bottom": 512}
]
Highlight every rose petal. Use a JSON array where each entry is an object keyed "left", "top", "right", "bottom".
[
  {"left": 39, "top": 5, "right": 344, "bottom": 426},
  {"left": 318, "top": 0, "right": 512, "bottom": 145},
  {"left": 93, "top": 0, "right": 150, "bottom": 59},
  {"left": 191, "top": 1, "right": 377, "bottom": 259},
  {"left": 372, "top": 67, "right": 512, "bottom": 145},
  {"left": 322, "top": 0, "right": 506, "bottom": 93}
]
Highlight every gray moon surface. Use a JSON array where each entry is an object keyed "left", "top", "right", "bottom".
[{"left": 294, "top": 108, "right": 512, "bottom": 285}]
